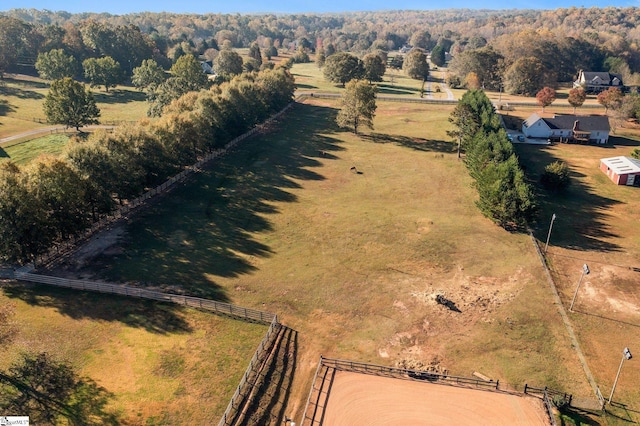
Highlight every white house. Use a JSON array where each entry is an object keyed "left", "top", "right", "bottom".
[
  {"left": 574, "top": 70, "right": 624, "bottom": 93},
  {"left": 522, "top": 113, "right": 610, "bottom": 144}
]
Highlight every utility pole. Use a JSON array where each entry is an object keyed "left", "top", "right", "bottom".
[
  {"left": 608, "top": 347, "right": 632, "bottom": 404},
  {"left": 569, "top": 264, "right": 590, "bottom": 312},
  {"left": 544, "top": 213, "right": 556, "bottom": 253}
]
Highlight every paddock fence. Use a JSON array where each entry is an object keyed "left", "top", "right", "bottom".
[
  {"left": 524, "top": 384, "right": 573, "bottom": 426},
  {"left": 11, "top": 270, "right": 283, "bottom": 426},
  {"left": 13, "top": 271, "right": 276, "bottom": 324},
  {"left": 302, "top": 356, "right": 571, "bottom": 426},
  {"left": 31, "top": 102, "right": 295, "bottom": 269}
]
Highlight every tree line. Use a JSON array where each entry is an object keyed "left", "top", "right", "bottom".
[
  {"left": 448, "top": 90, "right": 536, "bottom": 229},
  {"left": 5, "top": 7, "right": 640, "bottom": 92},
  {"left": 0, "top": 68, "right": 295, "bottom": 265}
]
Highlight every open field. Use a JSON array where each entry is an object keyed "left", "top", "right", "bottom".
[
  {"left": 57, "top": 98, "right": 604, "bottom": 423},
  {"left": 0, "top": 134, "right": 70, "bottom": 165},
  {"left": 0, "top": 281, "right": 267, "bottom": 425},
  {"left": 0, "top": 74, "right": 148, "bottom": 141}
]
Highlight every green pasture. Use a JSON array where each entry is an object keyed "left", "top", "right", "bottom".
[
  {"left": 0, "top": 283, "right": 266, "bottom": 424},
  {"left": 291, "top": 61, "right": 433, "bottom": 98},
  {"left": 0, "top": 134, "right": 70, "bottom": 165},
  {"left": 90, "top": 99, "right": 595, "bottom": 418},
  {"left": 0, "top": 74, "right": 148, "bottom": 142}
]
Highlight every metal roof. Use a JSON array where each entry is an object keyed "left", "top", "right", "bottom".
[{"left": 600, "top": 156, "right": 640, "bottom": 175}]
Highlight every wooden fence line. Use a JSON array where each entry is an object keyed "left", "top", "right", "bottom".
[
  {"left": 319, "top": 356, "right": 500, "bottom": 390},
  {"left": 14, "top": 271, "right": 276, "bottom": 324},
  {"left": 33, "top": 102, "right": 294, "bottom": 269},
  {"left": 217, "top": 316, "right": 282, "bottom": 426},
  {"left": 11, "top": 270, "right": 283, "bottom": 425}
]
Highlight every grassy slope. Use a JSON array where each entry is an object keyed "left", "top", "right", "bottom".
[
  {"left": 0, "top": 284, "right": 266, "bottom": 425},
  {"left": 93, "top": 99, "right": 591, "bottom": 420},
  {"left": 0, "top": 75, "right": 148, "bottom": 140}
]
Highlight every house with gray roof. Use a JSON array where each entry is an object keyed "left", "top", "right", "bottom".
[
  {"left": 574, "top": 70, "right": 624, "bottom": 93},
  {"left": 522, "top": 113, "right": 610, "bottom": 144}
]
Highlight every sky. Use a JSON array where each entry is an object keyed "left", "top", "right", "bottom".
[{"left": 0, "top": 0, "right": 637, "bottom": 15}]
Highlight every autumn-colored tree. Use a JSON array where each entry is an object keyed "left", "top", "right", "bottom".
[
  {"left": 465, "top": 72, "right": 481, "bottom": 90},
  {"left": 336, "top": 79, "right": 377, "bottom": 134},
  {"left": 567, "top": 87, "right": 587, "bottom": 113},
  {"left": 597, "top": 87, "right": 623, "bottom": 113},
  {"left": 536, "top": 87, "right": 556, "bottom": 112}
]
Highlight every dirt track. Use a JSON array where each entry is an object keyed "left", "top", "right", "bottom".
[{"left": 319, "top": 371, "right": 550, "bottom": 425}]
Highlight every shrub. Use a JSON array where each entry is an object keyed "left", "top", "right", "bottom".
[{"left": 540, "top": 161, "right": 571, "bottom": 191}]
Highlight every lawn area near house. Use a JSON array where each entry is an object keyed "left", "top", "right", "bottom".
[
  {"left": 70, "top": 98, "right": 598, "bottom": 422},
  {"left": 0, "top": 134, "right": 70, "bottom": 165}
]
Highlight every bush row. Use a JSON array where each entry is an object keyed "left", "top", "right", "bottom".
[
  {"left": 452, "top": 90, "right": 536, "bottom": 229},
  {"left": 0, "top": 68, "right": 295, "bottom": 264}
]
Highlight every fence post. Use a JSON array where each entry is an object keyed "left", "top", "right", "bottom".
[{"left": 524, "top": 384, "right": 528, "bottom": 394}]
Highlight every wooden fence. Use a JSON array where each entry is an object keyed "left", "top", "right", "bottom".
[
  {"left": 318, "top": 356, "right": 500, "bottom": 390},
  {"left": 524, "top": 384, "right": 573, "bottom": 426},
  {"left": 14, "top": 271, "right": 276, "bottom": 324},
  {"left": 217, "top": 316, "right": 282, "bottom": 426},
  {"left": 32, "top": 102, "right": 294, "bottom": 269},
  {"left": 12, "top": 270, "right": 283, "bottom": 425}
]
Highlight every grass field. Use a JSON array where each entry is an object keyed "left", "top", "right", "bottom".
[
  {"left": 4, "top": 65, "right": 640, "bottom": 424},
  {"left": 0, "top": 282, "right": 267, "bottom": 424},
  {"left": 68, "top": 98, "right": 603, "bottom": 422},
  {"left": 0, "top": 74, "right": 148, "bottom": 141},
  {"left": 0, "top": 134, "right": 70, "bottom": 165}
]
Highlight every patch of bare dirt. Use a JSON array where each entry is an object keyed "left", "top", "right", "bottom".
[{"left": 48, "top": 223, "right": 127, "bottom": 276}]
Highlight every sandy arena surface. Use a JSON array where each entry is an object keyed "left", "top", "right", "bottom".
[{"left": 320, "top": 371, "right": 550, "bottom": 425}]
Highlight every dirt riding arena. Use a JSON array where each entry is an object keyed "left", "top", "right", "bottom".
[{"left": 303, "top": 367, "right": 550, "bottom": 425}]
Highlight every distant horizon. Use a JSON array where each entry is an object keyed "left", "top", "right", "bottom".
[{"left": 1, "top": 0, "right": 638, "bottom": 15}]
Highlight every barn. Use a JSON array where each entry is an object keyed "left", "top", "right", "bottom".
[{"left": 599, "top": 156, "right": 640, "bottom": 186}]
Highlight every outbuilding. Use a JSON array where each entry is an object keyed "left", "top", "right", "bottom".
[{"left": 599, "top": 156, "right": 640, "bottom": 186}]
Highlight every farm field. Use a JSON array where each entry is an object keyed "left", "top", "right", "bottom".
[
  {"left": 0, "top": 282, "right": 267, "bottom": 424},
  {"left": 0, "top": 74, "right": 148, "bottom": 142},
  {"left": 64, "top": 97, "right": 610, "bottom": 423},
  {"left": 3, "top": 66, "right": 640, "bottom": 424}
]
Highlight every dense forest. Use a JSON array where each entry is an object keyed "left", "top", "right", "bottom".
[{"left": 3, "top": 7, "right": 640, "bottom": 89}]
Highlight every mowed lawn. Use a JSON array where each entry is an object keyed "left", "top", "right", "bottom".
[
  {"left": 0, "top": 283, "right": 267, "bottom": 425},
  {"left": 91, "top": 99, "right": 593, "bottom": 419},
  {"left": 0, "top": 74, "right": 148, "bottom": 141}
]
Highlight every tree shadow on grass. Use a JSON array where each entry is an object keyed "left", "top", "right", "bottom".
[
  {"left": 2, "top": 282, "right": 193, "bottom": 334},
  {"left": 0, "top": 84, "right": 45, "bottom": 100},
  {"left": 93, "top": 89, "right": 146, "bottom": 104},
  {"left": 362, "top": 132, "right": 457, "bottom": 154},
  {"left": 91, "top": 103, "right": 344, "bottom": 299},
  {"left": 0, "top": 99, "right": 15, "bottom": 116},
  {"left": 376, "top": 83, "right": 420, "bottom": 96},
  {"left": 515, "top": 143, "right": 623, "bottom": 252},
  {"left": 608, "top": 135, "right": 640, "bottom": 147}
]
